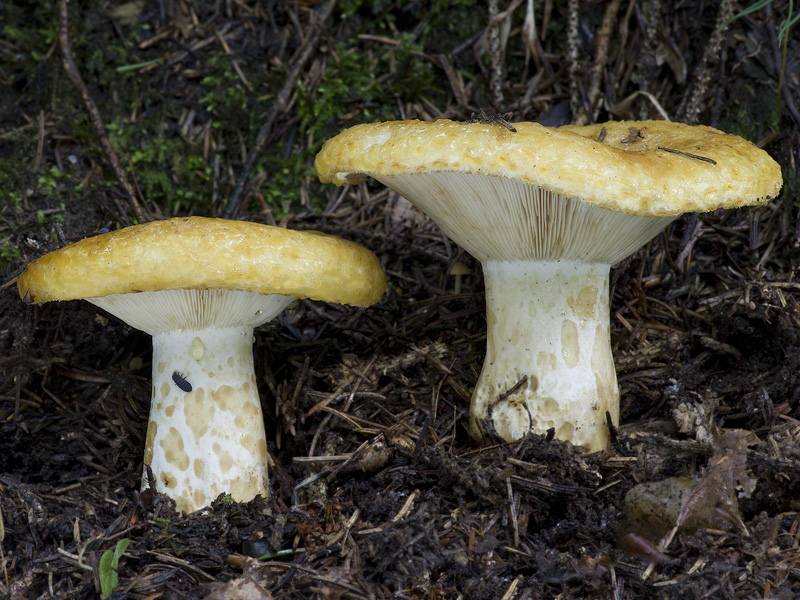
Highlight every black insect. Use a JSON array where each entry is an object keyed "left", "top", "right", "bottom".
[
  {"left": 172, "top": 371, "right": 192, "bottom": 392},
  {"left": 470, "top": 108, "right": 517, "bottom": 132}
]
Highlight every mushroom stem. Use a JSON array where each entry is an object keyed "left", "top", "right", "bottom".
[
  {"left": 144, "top": 326, "right": 268, "bottom": 513},
  {"left": 453, "top": 274, "right": 463, "bottom": 295},
  {"left": 469, "top": 259, "right": 618, "bottom": 452}
]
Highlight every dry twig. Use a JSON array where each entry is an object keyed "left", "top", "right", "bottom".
[
  {"left": 58, "top": 0, "right": 147, "bottom": 223},
  {"left": 576, "top": 0, "right": 623, "bottom": 125},
  {"left": 222, "top": 0, "right": 338, "bottom": 219}
]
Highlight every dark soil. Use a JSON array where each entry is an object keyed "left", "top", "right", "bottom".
[{"left": 2, "top": 1, "right": 800, "bottom": 599}]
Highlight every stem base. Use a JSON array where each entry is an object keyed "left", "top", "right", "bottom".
[{"left": 469, "top": 259, "right": 618, "bottom": 452}]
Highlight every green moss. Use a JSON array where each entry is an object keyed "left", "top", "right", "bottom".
[
  {"left": 104, "top": 117, "right": 214, "bottom": 213},
  {"left": 0, "top": 189, "right": 23, "bottom": 269},
  {"left": 257, "top": 21, "right": 452, "bottom": 214},
  {"left": 720, "top": 105, "right": 780, "bottom": 145},
  {"left": 0, "top": 130, "right": 68, "bottom": 271},
  {"left": 1, "top": 0, "right": 482, "bottom": 219},
  {"left": 200, "top": 55, "right": 251, "bottom": 118}
]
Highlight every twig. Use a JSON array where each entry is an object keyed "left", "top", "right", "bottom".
[
  {"left": 499, "top": 575, "right": 524, "bottom": 600},
  {"left": 608, "top": 90, "right": 670, "bottom": 120},
  {"left": 566, "top": 0, "right": 581, "bottom": 119},
  {"left": 577, "top": 0, "right": 623, "bottom": 125},
  {"left": 637, "top": 0, "right": 662, "bottom": 119},
  {"left": 657, "top": 146, "right": 717, "bottom": 165},
  {"left": 496, "top": 375, "right": 528, "bottom": 403},
  {"left": 34, "top": 111, "right": 45, "bottom": 172},
  {"left": 58, "top": 0, "right": 147, "bottom": 223},
  {"left": 487, "top": 0, "right": 504, "bottom": 107},
  {"left": 56, "top": 547, "right": 93, "bottom": 571},
  {"left": 678, "top": 0, "right": 734, "bottom": 124},
  {"left": 506, "top": 479, "right": 520, "bottom": 548},
  {"left": 766, "top": 5, "right": 800, "bottom": 127},
  {"left": 480, "top": 0, "right": 523, "bottom": 110},
  {"left": 221, "top": 0, "right": 337, "bottom": 219}
]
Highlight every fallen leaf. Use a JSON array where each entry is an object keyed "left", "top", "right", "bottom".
[{"left": 663, "top": 428, "right": 758, "bottom": 548}]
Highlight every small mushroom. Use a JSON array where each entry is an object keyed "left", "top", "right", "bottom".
[
  {"left": 315, "top": 119, "right": 782, "bottom": 452},
  {"left": 17, "top": 217, "right": 386, "bottom": 512},
  {"left": 448, "top": 261, "right": 471, "bottom": 294}
]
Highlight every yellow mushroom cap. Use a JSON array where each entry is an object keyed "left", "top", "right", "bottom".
[
  {"left": 315, "top": 119, "right": 782, "bottom": 217},
  {"left": 17, "top": 217, "right": 387, "bottom": 306}
]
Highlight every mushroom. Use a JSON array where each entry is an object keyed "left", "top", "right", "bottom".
[
  {"left": 448, "top": 261, "right": 471, "bottom": 295},
  {"left": 17, "top": 217, "right": 386, "bottom": 512},
  {"left": 315, "top": 119, "right": 782, "bottom": 452}
]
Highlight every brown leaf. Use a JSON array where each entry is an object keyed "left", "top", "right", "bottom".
[{"left": 672, "top": 428, "right": 758, "bottom": 536}]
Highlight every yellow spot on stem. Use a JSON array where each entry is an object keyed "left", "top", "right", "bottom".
[
  {"left": 190, "top": 337, "right": 205, "bottom": 360},
  {"left": 561, "top": 320, "right": 579, "bottom": 368},
  {"left": 184, "top": 388, "right": 212, "bottom": 443},
  {"left": 213, "top": 441, "right": 234, "bottom": 474},
  {"left": 212, "top": 385, "right": 234, "bottom": 411},
  {"left": 160, "top": 427, "right": 189, "bottom": 471}
]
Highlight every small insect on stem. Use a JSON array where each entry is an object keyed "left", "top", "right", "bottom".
[
  {"left": 657, "top": 146, "right": 717, "bottom": 165},
  {"left": 471, "top": 108, "right": 517, "bottom": 132},
  {"left": 146, "top": 464, "right": 157, "bottom": 490},
  {"left": 172, "top": 371, "right": 192, "bottom": 392}
]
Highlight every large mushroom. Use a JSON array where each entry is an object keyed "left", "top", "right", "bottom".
[
  {"left": 17, "top": 217, "right": 386, "bottom": 512},
  {"left": 315, "top": 119, "right": 782, "bottom": 452}
]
